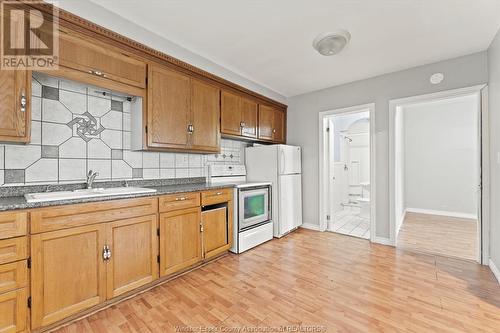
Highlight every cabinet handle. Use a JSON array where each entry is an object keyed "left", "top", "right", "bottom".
[
  {"left": 272, "top": 128, "right": 276, "bottom": 133},
  {"left": 187, "top": 124, "right": 194, "bottom": 133},
  {"left": 88, "top": 69, "right": 107, "bottom": 78},
  {"left": 20, "top": 93, "right": 26, "bottom": 112},
  {"left": 240, "top": 122, "right": 246, "bottom": 128},
  {"left": 102, "top": 245, "right": 111, "bottom": 260},
  {"left": 175, "top": 197, "right": 187, "bottom": 201},
  {"left": 102, "top": 245, "right": 108, "bottom": 261}
]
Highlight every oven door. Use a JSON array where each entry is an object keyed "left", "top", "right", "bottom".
[{"left": 238, "top": 186, "right": 270, "bottom": 231}]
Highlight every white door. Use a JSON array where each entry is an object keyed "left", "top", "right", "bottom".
[
  {"left": 278, "top": 145, "right": 301, "bottom": 175},
  {"left": 278, "top": 174, "right": 303, "bottom": 236}
]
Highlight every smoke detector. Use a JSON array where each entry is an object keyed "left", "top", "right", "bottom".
[{"left": 313, "top": 30, "right": 351, "bottom": 56}]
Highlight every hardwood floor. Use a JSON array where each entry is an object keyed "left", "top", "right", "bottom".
[
  {"left": 397, "top": 212, "right": 478, "bottom": 261},
  {"left": 52, "top": 229, "right": 500, "bottom": 333}
]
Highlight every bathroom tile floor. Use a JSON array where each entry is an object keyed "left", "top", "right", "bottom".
[{"left": 329, "top": 208, "right": 370, "bottom": 239}]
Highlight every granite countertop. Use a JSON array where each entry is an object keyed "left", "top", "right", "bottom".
[{"left": 0, "top": 178, "right": 236, "bottom": 211}]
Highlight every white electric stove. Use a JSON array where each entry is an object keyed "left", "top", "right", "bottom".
[{"left": 209, "top": 165, "right": 273, "bottom": 253}]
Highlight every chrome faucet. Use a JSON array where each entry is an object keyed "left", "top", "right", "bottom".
[{"left": 86, "top": 170, "right": 99, "bottom": 189}]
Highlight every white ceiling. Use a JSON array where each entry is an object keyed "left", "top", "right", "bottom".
[{"left": 88, "top": 0, "right": 500, "bottom": 97}]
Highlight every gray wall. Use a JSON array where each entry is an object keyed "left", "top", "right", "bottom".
[
  {"left": 287, "top": 52, "right": 488, "bottom": 239},
  {"left": 56, "top": 0, "right": 286, "bottom": 104},
  {"left": 488, "top": 28, "right": 500, "bottom": 269}
]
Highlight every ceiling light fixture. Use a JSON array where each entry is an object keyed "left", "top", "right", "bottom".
[{"left": 313, "top": 30, "right": 351, "bottom": 56}]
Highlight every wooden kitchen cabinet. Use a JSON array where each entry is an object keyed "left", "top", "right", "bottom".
[
  {"left": 0, "top": 69, "right": 31, "bottom": 143},
  {"left": 221, "top": 91, "right": 258, "bottom": 139},
  {"left": 240, "top": 97, "right": 258, "bottom": 138},
  {"left": 273, "top": 107, "right": 286, "bottom": 143},
  {"left": 0, "top": 288, "right": 28, "bottom": 333},
  {"left": 258, "top": 104, "right": 285, "bottom": 143},
  {"left": 220, "top": 91, "right": 241, "bottom": 136},
  {"left": 58, "top": 29, "right": 147, "bottom": 88},
  {"left": 147, "top": 64, "right": 191, "bottom": 150},
  {"left": 190, "top": 79, "right": 220, "bottom": 152},
  {"left": 146, "top": 65, "right": 220, "bottom": 153},
  {"left": 159, "top": 207, "right": 202, "bottom": 276},
  {"left": 31, "top": 224, "right": 107, "bottom": 328},
  {"left": 106, "top": 215, "right": 158, "bottom": 298},
  {"left": 202, "top": 207, "right": 230, "bottom": 259},
  {"left": 258, "top": 104, "right": 274, "bottom": 141}
]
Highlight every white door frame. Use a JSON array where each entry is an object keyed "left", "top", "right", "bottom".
[
  {"left": 388, "top": 84, "right": 488, "bottom": 264},
  {"left": 318, "top": 103, "right": 376, "bottom": 242}
]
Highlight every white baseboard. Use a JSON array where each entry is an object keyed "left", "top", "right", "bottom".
[
  {"left": 405, "top": 208, "right": 477, "bottom": 220},
  {"left": 372, "top": 237, "right": 394, "bottom": 246},
  {"left": 300, "top": 223, "right": 321, "bottom": 231},
  {"left": 489, "top": 259, "right": 500, "bottom": 284}
]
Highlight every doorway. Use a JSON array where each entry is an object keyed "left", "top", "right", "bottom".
[
  {"left": 319, "top": 104, "right": 375, "bottom": 240},
  {"left": 389, "top": 86, "right": 487, "bottom": 262}
]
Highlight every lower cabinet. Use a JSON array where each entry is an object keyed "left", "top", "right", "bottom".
[
  {"left": 159, "top": 207, "right": 202, "bottom": 277},
  {"left": 202, "top": 207, "right": 230, "bottom": 259},
  {"left": 0, "top": 288, "right": 28, "bottom": 333},
  {"left": 106, "top": 215, "right": 158, "bottom": 298},
  {"left": 26, "top": 192, "right": 233, "bottom": 330},
  {"left": 31, "top": 224, "right": 107, "bottom": 328},
  {"left": 31, "top": 215, "right": 158, "bottom": 329}
]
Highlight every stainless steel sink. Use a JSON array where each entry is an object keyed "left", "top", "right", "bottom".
[{"left": 24, "top": 187, "right": 157, "bottom": 203}]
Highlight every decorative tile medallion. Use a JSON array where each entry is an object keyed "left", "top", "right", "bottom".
[{"left": 67, "top": 111, "right": 105, "bottom": 142}]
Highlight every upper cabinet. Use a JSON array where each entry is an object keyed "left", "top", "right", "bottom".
[
  {"left": 145, "top": 64, "right": 220, "bottom": 153},
  {"left": 221, "top": 91, "right": 258, "bottom": 139},
  {"left": 58, "top": 29, "right": 147, "bottom": 89},
  {"left": 147, "top": 65, "right": 191, "bottom": 150},
  {"left": 0, "top": 70, "right": 31, "bottom": 143},
  {"left": 258, "top": 105, "right": 286, "bottom": 143},
  {"left": 190, "top": 79, "right": 221, "bottom": 152}
]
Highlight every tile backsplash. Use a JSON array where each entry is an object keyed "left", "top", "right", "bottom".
[{"left": 0, "top": 73, "right": 247, "bottom": 186}]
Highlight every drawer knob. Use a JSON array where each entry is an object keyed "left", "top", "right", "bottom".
[{"left": 175, "top": 197, "right": 187, "bottom": 201}]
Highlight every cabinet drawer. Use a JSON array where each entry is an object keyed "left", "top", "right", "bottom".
[
  {"left": 59, "top": 29, "right": 147, "bottom": 88},
  {"left": 31, "top": 197, "right": 158, "bottom": 234},
  {"left": 159, "top": 193, "right": 200, "bottom": 213},
  {"left": 201, "top": 188, "right": 233, "bottom": 206},
  {"left": 0, "top": 211, "right": 27, "bottom": 240},
  {"left": 0, "top": 288, "right": 28, "bottom": 333},
  {"left": 0, "top": 237, "right": 28, "bottom": 265},
  {"left": 0, "top": 261, "right": 27, "bottom": 294}
]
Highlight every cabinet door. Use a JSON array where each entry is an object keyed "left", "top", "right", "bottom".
[
  {"left": 59, "top": 29, "right": 146, "bottom": 88},
  {"left": 159, "top": 208, "right": 202, "bottom": 276},
  {"left": 0, "top": 69, "right": 30, "bottom": 143},
  {"left": 190, "top": 79, "right": 220, "bottom": 152},
  {"left": 202, "top": 207, "right": 230, "bottom": 260},
  {"left": 106, "top": 215, "right": 158, "bottom": 299},
  {"left": 0, "top": 288, "right": 27, "bottom": 333},
  {"left": 258, "top": 104, "right": 274, "bottom": 141},
  {"left": 147, "top": 65, "right": 190, "bottom": 149},
  {"left": 240, "top": 98, "right": 258, "bottom": 138},
  {"left": 220, "top": 91, "right": 241, "bottom": 136},
  {"left": 31, "top": 224, "right": 107, "bottom": 329},
  {"left": 273, "top": 109, "right": 286, "bottom": 143}
]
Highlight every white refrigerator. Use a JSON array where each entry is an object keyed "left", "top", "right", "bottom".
[{"left": 245, "top": 145, "right": 303, "bottom": 238}]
